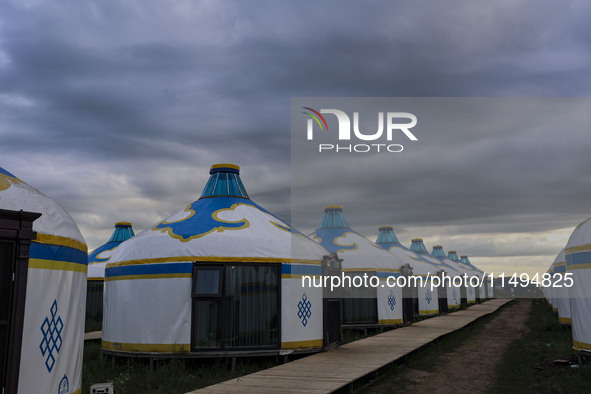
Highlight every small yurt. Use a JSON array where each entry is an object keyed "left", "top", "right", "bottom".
[
  {"left": 310, "top": 208, "right": 405, "bottom": 327},
  {"left": 87, "top": 222, "right": 135, "bottom": 324},
  {"left": 551, "top": 249, "right": 571, "bottom": 325},
  {"left": 103, "top": 164, "right": 336, "bottom": 356},
  {"left": 431, "top": 246, "right": 467, "bottom": 310},
  {"left": 410, "top": 239, "right": 460, "bottom": 313},
  {"left": 376, "top": 227, "right": 448, "bottom": 318},
  {"left": 0, "top": 167, "right": 87, "bottom": 393},
  {"left": 460, "top": 254, "right": 487, "bottom": 301},
  {"left": 459, "top": 255, "right": 479, "bottom": 304},
  {"left": 565, "top": 217, "right": 591, "bottom": 355}
]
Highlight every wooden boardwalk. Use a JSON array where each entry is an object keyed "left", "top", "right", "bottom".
[
  {"left": 190, "top": 299, "right": 511, "bottom": 394},
  {"left": 84, "top": 330, "right": 102, "bottom": 341}
]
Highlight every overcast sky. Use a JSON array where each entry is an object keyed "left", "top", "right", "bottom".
[{"left": 1, "top": 0, "right": 590, "bottom": 276}]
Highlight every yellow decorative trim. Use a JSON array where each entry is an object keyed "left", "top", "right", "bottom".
[
  {"left": 334, "top": 232, "right": 359, "bottom": 254},
  {"left": 72, "top": 388, "right": 82, "bottom": 394},
  {"left": 29, "top": 259, "right": 87, "bottom": 273},
  {"left": 324, "top": 205, "right": 342, "bottom": 210},
  {"left": 106, "top": 256, "right": 321, "bottom": 269},
  {"left": 378, "top": 319, "right": 403, "bottom": 325},
  {"left": 342, "top": 268, "right": 400, "bottom": 273},
  {"left": 87, "top": 277, "right": 104, "bottom": 282},
  {"left": 566, "top": 262, "right": 591, "bottom": 270},
  {"left": 153, "top": 203, "right": 251, "bottom": 243},
  {"left": 35, "top": 233, "right": 87, "bottom": 253},
  {"left": 448, "top": 304, "right": 461, "bottom": 308},
  {"left": 211, "top": 163, "right": 240, "bottom": 171},
  {"left": 281, "top": 339, "right": 323, "bottom": 349},
  {"left": 467, "top": 300, "right": 476, "bottom": 304},
  {"left": 566, "top": 243, "right": 591, "bottom": 255},
  {"left": 105, "top": 273, "right": 192, "bottom": 282},
  {"left": 102, "top": 340, "right": 190, "bottom": 353},
  {"left": 116, "top": 221, "right": 132, "bottom": 226},
  {"left": 419, "top": 309, "right": 439, "bottom": 315},
  {"left": 0, "top": 172, "right": 23, "bottom": 191},
  {"left": 573, "top": 339, "right": 591, "bottom": 351},
  {"left": 282, "top": 274, "right": 322, "bottom": 279},
  {"left": 559, "top": 317, "right": 572, "bottom": 324}
]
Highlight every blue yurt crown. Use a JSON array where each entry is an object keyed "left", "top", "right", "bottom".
[
  {"left": 410, "top": 238, "right": 429, "bottom": 254},
  {"left": 376, "top": 226, "right": 400, "bottom": 245},
  {"left": 319, "top": 206, "right": 350, "bottom": 228},
  {"left": 200, "top": 163, "right": 249, "bottom": 199}
]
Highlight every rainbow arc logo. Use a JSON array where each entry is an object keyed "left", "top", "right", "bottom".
[{"left": 302, "top": 107, "right": 328, "bottom": 131}]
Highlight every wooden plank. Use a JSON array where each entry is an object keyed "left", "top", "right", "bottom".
[
  {"left": 84, "top": 330, "right": 102, "bottom": 341},
  {"left": 188, "top": 299, "right": 511, "bottom": 394}
]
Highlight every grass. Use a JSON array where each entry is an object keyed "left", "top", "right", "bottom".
[
  {"left": 356, "top": 301, "right": 513, "bottom": 393},
  {"left": 82, "top": 341, "right": 276, "bottom": 394},
  {"left": 492, "top": 299, "right": 591, "bottom": 393},
  {"left": 84, "top": 318, "right": 102, "bottom": 333}
]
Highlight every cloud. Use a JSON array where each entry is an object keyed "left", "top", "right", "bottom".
[{"left": 0, "top": 0, "right": 590, "bottom": 279}]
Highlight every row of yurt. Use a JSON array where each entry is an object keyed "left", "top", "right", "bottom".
[
  {"left": 102, "top": 164, "right": 341, "bottom": 356},
  {"left": 87, "top": 222, "right": 135, "bottom": 324},
  {"left": 1, "top": 167, "right": 87, "bottom": 394},
  {"left": 376, "top": 227, "right": 446, "bottom": 319},
  {"left": 310, "top": 208, "right": 404, "bottom": 327}
]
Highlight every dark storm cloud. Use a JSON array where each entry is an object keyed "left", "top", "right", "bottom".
[{"left": 0, "top": 0, "right": 590, "bottom": 266}]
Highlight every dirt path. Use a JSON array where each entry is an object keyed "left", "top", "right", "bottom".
[{"left": 366, "top": 299, "right": 532, "bottom": 394}]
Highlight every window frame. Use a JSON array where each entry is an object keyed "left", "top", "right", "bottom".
[{"left": 190, "top": 262, "right": 282, "bottom": 352}]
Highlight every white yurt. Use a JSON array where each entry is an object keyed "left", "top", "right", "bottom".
[
  {"left": 310, "top": 208, "right": 405, "bottom": 326},
  {"left": 459, "top": 255, "right": 479, "bottom": 305},
  {"left": 459, "top": 254, "right": 487, "bottom": 301},
  {"left": 86, "top": 222, "right": 135, "bottom": 323},
  {"left": 376, "top": 227, "right": 449, "bottom": 317},
  {"left": 103, "top": 164, "right": 334, "bottom": 356},
  {"left": 431, "top": 245, "right": 469, "bottom": 309},
  {"left": 409, "top": 239, "right": 461, "bottom": 313},
  {"left": 565, "top": 217, "right": 591, "bottom": 354},
  {"left": 0, "top": 166, "right": 87, "bottom": 394},
  {"left": 551, "top": 249, "right": 571, "bottom": 325}
]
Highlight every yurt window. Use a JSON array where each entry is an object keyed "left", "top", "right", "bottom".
[
  {"left": 191, "top": 263, "right": 280, "bottom": 351},
  {"left": 341, "top": 271, "right": 378, "bottom": 324}
]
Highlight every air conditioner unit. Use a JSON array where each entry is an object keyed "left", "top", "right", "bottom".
[{"left": 90, "top": 383, "right": 114, "bottom": 394}]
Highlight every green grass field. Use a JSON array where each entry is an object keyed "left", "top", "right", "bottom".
[{"left": 493, "top": 299, "right": 591, "bottom": 393}]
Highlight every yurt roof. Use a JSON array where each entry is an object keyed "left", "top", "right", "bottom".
[
  {"left": 310, "top": 207, "right": 403, "bottom": 271},
  {"left": 376, "top": 227, "right": 447, "bottom": 275},
  {"left": 0, "top": 166, "right": 86, "bottom": 251},
  {"left": 409, "top": 238, "right": 459, "bottom": 274},
  {"left": 551, "top": 248, "right": 566, "bottom": 273},
  {"left": 88, "top": 222, "right": 135, "bottom": 278},
  {"left": 107, "top": 164, "right": 328, "bottom": 271},
  {"left": 566, "top": 217, "right": 591, "bottom": 253}
]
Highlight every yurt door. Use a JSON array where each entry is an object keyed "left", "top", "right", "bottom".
[
  {"left": 322, "top": 253, "right": 342, "bottom": 346},
  {"left": 0, "top": 240, "right": 15, "bottom": 390},
  {"left": 437, "top": 272, "right": 448, "bottom": 313},
  {"left": 0, "top": 209, "right": 39, "bottom": 394}
]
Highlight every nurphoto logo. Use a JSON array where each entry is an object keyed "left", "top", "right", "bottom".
[{"left": 303, "top": 107, "right": 418, "bottom": 153}]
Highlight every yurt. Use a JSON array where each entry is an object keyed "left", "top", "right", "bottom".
[
  {"left": 431, "top": 246, "right": 467, "bottom": 310},
  {"left": 310, "top": 208, "right": 405, "bottom": 327},
  {"left": 551, "top": 249, "right": 571, "bottom": 325},
  {"left": 0, "top": 167, "right": 87, "bottom": 393},
  {"left": 103, "top": 164, "right": 338, "bottom": 356},
  {"left": 409, "top": 239, "right": 460, "bottom": 313},
  {"left": 565, "top": 217, "right": 591, "bottom": 355},
  {"left": 376, "top": 227, "right": 448, "bottom": 318},
  {"left": 87, "top": 222, "right": 135, "bottom": 324},
  {"left": 459, "top": 255, "right": 479, "bottom": 304},
  {"left": 460, "top": 254, "right": 487, "bottom": 301}
]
